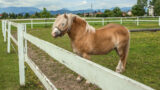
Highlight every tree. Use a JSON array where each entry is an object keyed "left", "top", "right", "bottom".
[
  {"left": 154, "top": 0, "right": 160, "bottom": 15},
  {"left": 137, "top": 0, "right": 148, "bottom": 7},
  {"left": 137, "top": 0, "right": 148, "bottom": 14},
  {"left": 35, "top": 12, "right": 40, "bottom": 18},
  {"left": 112, "top": 7, "right": 122, "bottom": 17},
  {"left": 9, "top": 13, "right": 16, "bottom": 19},
  {"left": 104, "top": 9, "right": 114, "bottom": 17},
  {"left": 77, "top": 13, "right": 83, "bottom": 17},
  {"left": 150, "top": 0, "right": 157, "bottom": 5},
  {"left": 24, "top": 13, "right": 30, "bottom": 18},
  {"left": 131, "top": 4, "right": 145, "bottom": 16},
  {"left": 96, "top": 14, "right": 107, "bottom": 17},
  {"left": 17, "top": 13, "right": 23, "bottom": 18},
  {"left": 2, "top": 12, "right": 8, "bottom": 19},
  {"left": 40, "top": 8, "right": 51, "bottom": 18}
]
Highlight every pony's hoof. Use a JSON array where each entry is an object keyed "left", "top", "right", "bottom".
[
  {"left": 76, "top": 76, "right": 83, "bottom": 82},
  {"left": 116, "top": 68, "right": 124, "bottom": 73}
]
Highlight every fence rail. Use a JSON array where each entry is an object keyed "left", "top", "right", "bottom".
[
  {"left": 25, "top": 55, "right": 57, "bottom": 90},
  {"left": 1, "top": 19, "right": 155, "bottom": 90},
  {"left": 3, "top": 16, "right": 160, "bottom": 29},
  {"left": 130, "top": 28, "right": 160, "bottom": 32},
  {"left": 24, "top": 32, "right": 153, "bottom": 90},
  {"left": 3, "top": 16, "right": 160, "bottom": 21}
]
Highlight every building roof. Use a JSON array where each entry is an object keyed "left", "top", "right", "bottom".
[{"left": 96, "top": 12, "right": 103, "bottom": 14}]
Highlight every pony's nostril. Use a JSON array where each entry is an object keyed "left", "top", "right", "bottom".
[
  {"left": 55, "top": 31, "right": 59, "bottom": 35},
  {"left": 51, "top": 32, "right": 54, "bottom": 35}
]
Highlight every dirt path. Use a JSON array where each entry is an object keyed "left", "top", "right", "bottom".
[{"left": 27, "top": 43, "right": 100, "bottom": 90}]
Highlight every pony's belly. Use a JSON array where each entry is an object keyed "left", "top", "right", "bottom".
[{"left": 89, "top": 48, "right": 114, "bottom": 55}]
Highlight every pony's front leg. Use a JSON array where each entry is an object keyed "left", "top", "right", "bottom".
[
  {"left": 82, "top": 53, "right": 90, "bottom": 60},
  {"left": 75, "top": 52, "right": 83, "bottom": 82},
  {"left": 83, "top": 53, "right": 91, "bottom": 84},
  {"left": 76, "top": 53, "right": 90, "bottom": 83}
]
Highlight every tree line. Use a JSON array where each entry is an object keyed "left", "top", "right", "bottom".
[
  {"left": 96, "top": 7, "right": 123, "bottom": 17},
  {"left": 0, "top": 8, "right": 53, "bottom": 19},
  {"left": 97, "top": 0, "right": 160, "bottom": 17}
]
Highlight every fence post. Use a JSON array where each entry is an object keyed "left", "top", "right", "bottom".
[
  {"left": 4, "top": 20, "right": 7, "bottom": 42},
  {"left": 102, "top": 18, "right": 104, "bottom": 26},
  {"left": 120, "top": 17, "right": 123, "bottom": 24},
  {"left": 24, "top": 24, "right": 27, "bottom": 55},
  {"left": 18, "top": 24, "right": 25, "bottom": 86},
  {"left": 159, "top": 16, "right": 160, "bottom": 26},
  {"left": 137, "top": 17, "right": 139, "bottom": 26},
  {"left": 31, "top": 19, "right": 33, "bottom": 29},
  {"left": 7, "top": 22, "right": 11, "bottom": 53},
  {"left": 2, "top": 20, "right": 4, "bottom": 37}
]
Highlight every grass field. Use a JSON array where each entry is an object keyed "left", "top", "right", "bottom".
[
  {"left": 1, "top": 18, "right": 160, "bottom": 89},
  {"left": 26, "top": 22, "right": 160, "bottom": 89},
  {"left": 0, "top": 22, "right": 44, "bottom": 90}
]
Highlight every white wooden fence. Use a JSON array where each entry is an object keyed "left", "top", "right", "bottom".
[
  {"left": 8, "top": 16, "right": 160, "bottom": 29},
  {"left": 1, "top": 20, "right": 154, "bottom": 90}
]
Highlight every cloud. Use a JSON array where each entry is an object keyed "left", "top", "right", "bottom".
[
  {"left": 81, "top": 0, "right": 87, "bottom": 5},
  {"left": 0, "top": 0, "right": 137, "bottom": 10}
]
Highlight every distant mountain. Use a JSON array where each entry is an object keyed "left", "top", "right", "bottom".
[
  {"left": 95, "top": 9, "right": 106, "bottom": 13},
  {"left": 50, "top": 7, "right": 131, "bottom": 15},
  {"left": 0, "top": 7, "right": 132, "bottom": 15},
  {"left": 0, "top": 7, "right": 41, "bottom": 14},
  {"left": 50, "top": 8, "right": 93, "bottom": 15}
]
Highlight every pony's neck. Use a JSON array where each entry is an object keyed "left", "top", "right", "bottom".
[{"left": 67, "top": 17, "right": 86, "bottom": 41}]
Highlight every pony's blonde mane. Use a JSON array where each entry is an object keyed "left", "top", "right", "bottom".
[{"left": 67, "top": 14, "right": 95, "bottom": 33}]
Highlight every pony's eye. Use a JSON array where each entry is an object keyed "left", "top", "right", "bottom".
[{"left": 62, "top": 23, "right": 65, "bottom": 26}]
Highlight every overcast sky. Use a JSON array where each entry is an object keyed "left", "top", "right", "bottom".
[{"left": 0, "top": 0, "right": 137, "bottom": 10}]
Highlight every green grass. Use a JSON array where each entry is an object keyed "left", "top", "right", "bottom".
[
  {"left": 0, "top": 21, "right": 44, "bottom": 90},
  {"left": 1, "top": 19, "right": 160, "bottom": 89},
  {"left": 26, "top": 23, "right": 160, "bottom": 89}
]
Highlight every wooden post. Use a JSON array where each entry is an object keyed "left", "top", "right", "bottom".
[
  {"left": 137, "top": 17, "right": 139, "bottom": 26},
  {"left": 4, "top": 20, "right": 7, "bottom": 42},
  {"left": 31, "top": 19, "right": 33, "bottom": 29},
  {"left": 24, "top": 24, "right": 27, "bottom": 55},
  {"left": 120, "top": 17, "right": 123, "bottom": 24},
  {"left": 2, "top": 20, "right": 4, "bottom": 38},
  {"left": 159, "top": 16, "right": 160, "bottom": 26},
  {"left": 102, "top": 18, "right": 104, "bottom": 26},
  {"left": 7, "top": 22, "right": 11, "bottom": 53},
  {"left": 18, "top": 24, "right": 25, "bottom": 86}
]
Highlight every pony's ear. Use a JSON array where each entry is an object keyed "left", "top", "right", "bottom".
[
  {"left": 64, "top": 13, "right": 68, "bottom": 18},
  {"left": 56, "top": 14, "right": 60, "bottom": 17},
  {"left": 72, "top": 15, "right": 76, "bottom": 21}
]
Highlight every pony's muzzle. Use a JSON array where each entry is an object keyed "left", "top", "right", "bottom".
[{"left": 52, "top": 28, "right": 61, "bottom": 38}]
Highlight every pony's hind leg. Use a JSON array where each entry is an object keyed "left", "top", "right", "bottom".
[{"left": 115, "top": 41, "right": 129, "bottom": 73}]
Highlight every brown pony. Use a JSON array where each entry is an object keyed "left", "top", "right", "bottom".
[{"left": 51, "top": 14, "right": 130, "bottom": 82}]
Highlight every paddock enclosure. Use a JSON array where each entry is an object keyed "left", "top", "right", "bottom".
[{"left": 1, "top": 16, "right": 160, "bottom": 90}]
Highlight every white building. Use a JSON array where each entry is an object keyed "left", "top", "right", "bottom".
[
  {"left": 148, "top": 5, "right": 154, "bottom": 16},
  {"left": 127, "top": 11, "right": 132, "bottom": 16}
]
